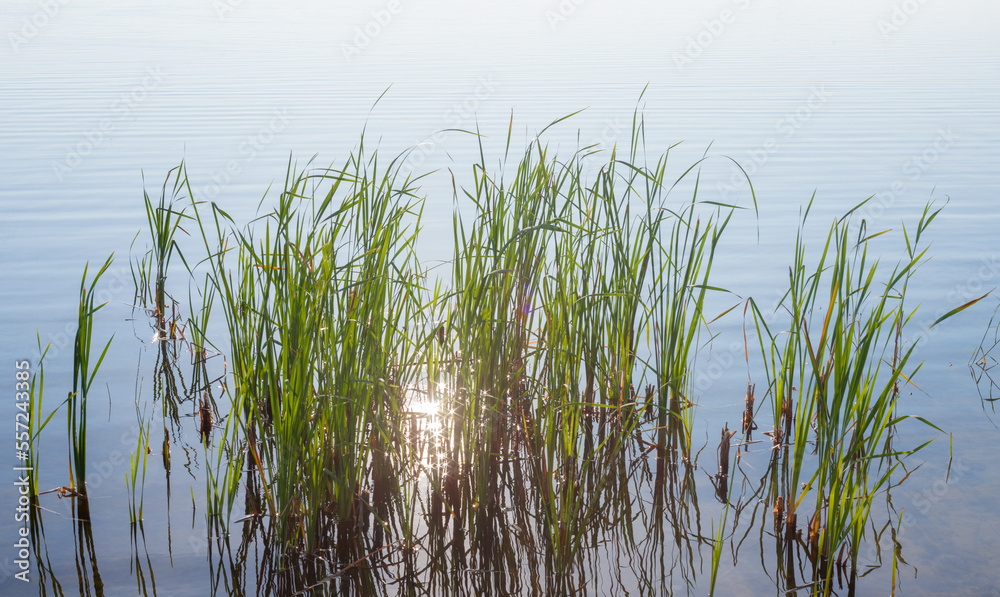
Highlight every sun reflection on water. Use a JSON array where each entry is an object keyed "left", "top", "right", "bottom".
[{"left": 404, "top": 381, "right": 450, "bottom": 472}]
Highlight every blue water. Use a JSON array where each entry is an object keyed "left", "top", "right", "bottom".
[{"left": 1, "top": 1, "right": 998, "bottom": 594}]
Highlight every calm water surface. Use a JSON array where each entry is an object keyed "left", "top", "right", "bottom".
[{"left": 1, "top": 1, "right": 998, "bottom": 594}]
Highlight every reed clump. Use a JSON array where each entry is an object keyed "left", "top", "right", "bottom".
[
  {"left": 186, "top": 144, "right": 426, "bottom": 556},
  {"left": 745, "top": 199, "right": 976, "bottom": 595},
  {"left": 166, "top": 109, "right": 737, "bottom": 588},
  {"left": 133, "top": 165, "right": 190, "bottom": 319},
  {"left": 29, "top": 111, "right": 975, "bottom": 597}
]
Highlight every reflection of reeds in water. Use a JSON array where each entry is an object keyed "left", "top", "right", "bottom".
[
  {"left": 741, "top": 383, "right": 756, "bottom": 447},
  {"left": 198, "top": 393, "right": 213, "bottom": 444},
  {"left": 126, "top": 407, "right": 151, "bottom": 524},
  {"left": 971, "top": 301, "right": 1000, "bottom": 412},
  {"left": 714, "top": 424, "right": 733, "bottom": 504},
  {"left": 26, "top": 339, "right": 61, "bottom": 593}
]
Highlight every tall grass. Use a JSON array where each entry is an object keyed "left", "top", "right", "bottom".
[
  {"left": 26, "top": 336, "right": 52, "bottom": 531},
  {"left": 410, "top": 111, "right": 737, "bottom": 589},
  {"left": 747, "top": 199, "right": 974, "bottom": 594},
  {"left": 164, "top": 111, "right": 749, "bottom": 591},
  {"left": 185, "top": 142, "right": 427, "bottom": 558},
  {"left": 133, "top": 165, "right": 190, "bottom": 317},
  {"left": 31, "top": 112, "right": 979, "bottom": 596},
  {"left": 441, "top": 132, "right": 562, "bottom": 552},
  {"left": 172, "top": 111, "right": 738, "bottom": 586},
  {"left": 68, "top": 254, "right": 115, "bottom": 498}
]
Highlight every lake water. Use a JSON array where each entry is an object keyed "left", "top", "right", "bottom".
[{"left": 1, "top": 0, "right": 998, "bottom": 594}]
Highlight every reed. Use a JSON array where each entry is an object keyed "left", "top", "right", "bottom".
[
  {"left": 203, "top": 413, "right": 245, "bottom": 537},
  {"left": 651, "top": 176, "right": 732, "bottom": 465},
  {"left": 747, "top": 199, "right": 978, "bottom": 593},
  {"left": 68, "top": 254, "right": 115, "bottom": 497},
  {"left": 126, "top": 408, "right": 150, "bottom": 524},
  {"left": 26, "top": 337, "right": 52, "bottom": 531},
  {"left": 415, "top": 110, "right": 735, "bottom": 585},
  {"left": 134, "top": 164, "right": 190, "bottom": 317},
  {"left": 183, "top": 140, "right": 426, "bottom": 556},
  {"left": 186, "top": 278, "right": 219, "bottom": 403},
  {"left": 440, "top": 129, "right": 561, "bottom": 546}
]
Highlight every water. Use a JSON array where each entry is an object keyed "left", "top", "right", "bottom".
[{"left": 1, "top": 0, "right": 998, "bottom": 594}]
